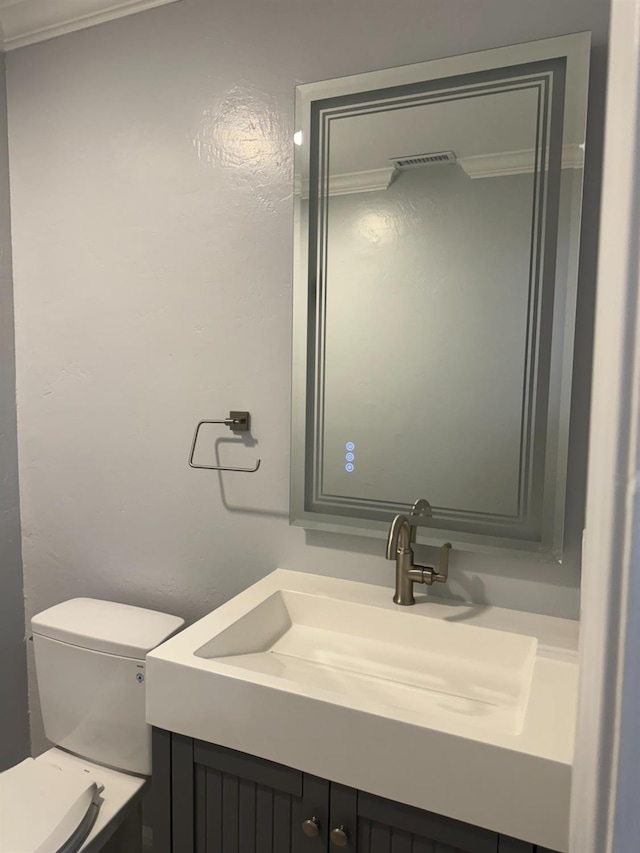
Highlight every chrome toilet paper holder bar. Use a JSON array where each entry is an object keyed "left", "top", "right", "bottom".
[{"left": 188, "top": 411, "right": 261, "bottom": 473}]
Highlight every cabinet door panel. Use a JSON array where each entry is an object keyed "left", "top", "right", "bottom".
[
  {"left": 369, "top": 821, "right": 392, "bottom": 853},
  {"left": 330, "top": 783, "right": 358, "bottom": 853},
  {"left": 358, "top": 792, "right": 498, "bottom": 853},
  {"left": 496, "top": 837, "right": 543, "bottom": 853},
  {"left": 358, "top": 817, "right": 498, "bottom": 853},
  {"left": 359, "top": 817, "right": 371, "bottom": 852},
  {"left": 239, "top": 778, "right": 258, "bottom": 853},
  {"left": 357, "top": 819, "right": 438, "bottom": 853},
  {"left": 172, "top": 733, "right": 195, "bottom": 853},
  {"left": 152, "top": 728, "right": 172, "bottom": 853},
  {"left": 195, "top": 740, "right": 303, "bottom": 798},
  {"left": 256, "top": 785, "right": 275, "bottom": 853},
  {"left": 192, "top": 747, "right": 329, "bottom": 853},
  {"left": 411, "top": 839, "right": 433, "bottom": 853},
  {"left": 195, "top": 765, "right": 301, "bottom": 853},
  {"left": 195, "top": 764, "right": 206, "bottom": 853},
  {"left": 204, "top": 768, "right": 222, "bottom": 853},
  {"left": 389, "top": 827, "right": 412, "bottom": 853},
  {"left": 299, "top": 774, "right": 331, "bottom": 853},
  {"left": 273, "top": 789, "right": 293, "bottom": 852},
  {"left": 223, "top": 772, "right": 240, "bottom": 853}
]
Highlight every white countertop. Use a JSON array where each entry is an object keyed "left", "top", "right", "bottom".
[{"left": 146, "top": 569, "right": 579, "bottom": 851}]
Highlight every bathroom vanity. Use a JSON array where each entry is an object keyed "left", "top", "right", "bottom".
[
  {"left": 151, "top": 732, "right": 558, "bottom": 853},
  {"left": 146, "top": 570, "right": 577, "bottom": 853}
]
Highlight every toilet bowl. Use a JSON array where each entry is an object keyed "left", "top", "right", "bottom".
[{"left": 0, "top": 598, "right": 184, "bottom": 853}]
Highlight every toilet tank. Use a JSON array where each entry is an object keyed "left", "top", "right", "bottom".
[{"left": 32, "top": 599, "right": 184, "bottom": 776}]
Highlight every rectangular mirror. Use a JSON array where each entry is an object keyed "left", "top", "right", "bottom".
[{"left": 291, "top": 33, "right": 590, "bottom": 560}]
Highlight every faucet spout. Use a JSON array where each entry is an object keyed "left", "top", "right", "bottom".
[
  {"left": 385, "top": 506, "right": 452, "bottom": 605},
  {"left": 385, "top": 514, "right": 412, "bottom": 559}
]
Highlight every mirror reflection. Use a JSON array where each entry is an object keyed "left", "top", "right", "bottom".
[{"left": 292, "top": 36, "right": 590, "bottom": 558}]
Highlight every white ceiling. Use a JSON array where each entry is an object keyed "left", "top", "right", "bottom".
[{"left": 0, "top": 0, "right": 180, "bottom": 50}]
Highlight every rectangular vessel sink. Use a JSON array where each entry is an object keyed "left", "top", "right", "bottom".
[
  {"left": 146, "top": 569, "right": 579, "bottom": 852},
  {"left": 195, "top": 590, "right": 537, "bottom": 735}
]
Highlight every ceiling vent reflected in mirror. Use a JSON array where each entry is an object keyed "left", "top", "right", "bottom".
[{"left": 390, "top": 151, "right": 458, "bottom": 169}]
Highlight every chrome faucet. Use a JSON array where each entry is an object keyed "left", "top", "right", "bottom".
[{"left": 386, "top": 508, "right": 452, "bottom": 605}]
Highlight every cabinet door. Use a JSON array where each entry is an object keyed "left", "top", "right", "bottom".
[
  {"left": 152, "top": 732, "right": 559, "bottom": 853},
  {"left": 192, "top": 739, "right": 330, "bottom": 853},
  {"left": 354, "top": 791, "right": 499, "bottom": 853},
  {"left": 496, "top": 839, "right": 556, "bottom": 853}
]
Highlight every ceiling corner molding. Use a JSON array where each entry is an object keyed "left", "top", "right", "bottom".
[
  {"left": 0, "top": 0, "right": 181, "bottom": 51},
  {"left": 296, "top": 167, "right": 397, "bottom": 200},
  {"left": 458, "top": 144, "right": 585, "bottom": 179},
  {"left": 328, "top": 167, "right": 397, "bottom": 197}
]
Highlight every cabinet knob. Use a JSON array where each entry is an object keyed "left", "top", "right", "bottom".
[
  {"left": 302, "top": 817, "right": 320, "bottom": 838},
  {"left": 330, "top": 826, "right": 348, "bottom": 847}
]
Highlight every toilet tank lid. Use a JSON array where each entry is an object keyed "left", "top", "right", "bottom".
[{"left": 31, "top": 598, "right": 185, "bottom": 659}]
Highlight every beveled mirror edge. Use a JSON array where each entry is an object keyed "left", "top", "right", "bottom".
[
  {"left": 290, "top": 31, "right": 592, "bottom": 564},
  {"left": 293, "top": 30, "right": 590, "bottom": 126}
]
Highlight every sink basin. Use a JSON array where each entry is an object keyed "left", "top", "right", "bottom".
[
  {"left": 195, "top": 589, "right": 536, "bottom": 735},
  {"left": 146, "top": 569, "right": 579, "bottom": 852}
]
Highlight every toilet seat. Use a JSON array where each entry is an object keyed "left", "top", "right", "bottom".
[{"left": 0, "top": 758, "right": 102, "bottom": 853}]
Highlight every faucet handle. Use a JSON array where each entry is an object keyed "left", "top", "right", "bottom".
[{"left": 434, "top": 542, "right": 452, "bottom": 582}]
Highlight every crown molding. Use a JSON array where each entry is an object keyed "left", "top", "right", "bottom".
[
  {"left": 296, "top": 167, "right": 397, "bottom": 199},
  {"left": 328, "top": 167, "right": 397, "bottom": 197},
  {"left": 295, "top": 145, "right": 584, "bottom": 198},
  {"left": 0, "top": 0, "right": 180, "bottom": 51},
  {"left": 458, "top": 143, "right": 584, "bottom": 179}
]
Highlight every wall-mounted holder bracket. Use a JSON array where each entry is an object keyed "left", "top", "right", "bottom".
[{"left": 188, "top": 411, "right": 261, "bottom": 473}]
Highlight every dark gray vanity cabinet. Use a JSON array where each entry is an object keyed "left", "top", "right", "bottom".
[{"left": 152, "top": 729, "right": 558, "bottom": 853}]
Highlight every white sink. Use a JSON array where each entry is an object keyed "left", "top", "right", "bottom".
[
  {"left": 146, "top": 569, "right": 578, "bottom": 852},
  {"left": 195, "top": 589, "right": 536, "bottom": 735}
]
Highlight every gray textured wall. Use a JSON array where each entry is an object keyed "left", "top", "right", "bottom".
[
  {"left": 4, "top": 0, "right": 608, "bottom": 754},
  {"left": 0, "top": 53, "right": 29, "bottom": 771}
]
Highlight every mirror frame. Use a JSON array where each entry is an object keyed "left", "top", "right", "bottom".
[{"left": 290, "top": 32, "right": 591, "bottom": 561}]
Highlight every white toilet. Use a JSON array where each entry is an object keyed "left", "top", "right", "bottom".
[{"left": 0, "top": 598, "right": 184, "bottom": 853}]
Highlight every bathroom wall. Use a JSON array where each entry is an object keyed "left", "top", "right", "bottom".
[
  {"left": 0, "top": 55, "right": 30, "bottom": 770},
  {"left": 4, "top": 0, "right": 608, "bottom": 751}
]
